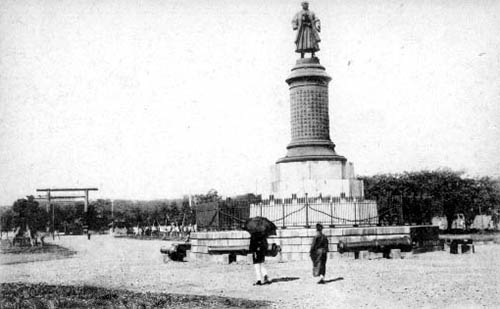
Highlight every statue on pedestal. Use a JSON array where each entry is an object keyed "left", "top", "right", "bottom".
[{"left": 292, "top": 1, "right": 321, "bottom": 58}]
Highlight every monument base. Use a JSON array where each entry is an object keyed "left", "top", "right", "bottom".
[
  {"left": 269, "top": 160, "right": 364, "bottom": 198},
  {"left": 188, "top": 225, "right": 442, "bottom": 262}
]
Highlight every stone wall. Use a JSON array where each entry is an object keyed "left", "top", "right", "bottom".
[{"left": 188, "top": 225, "right": 441, "bottom": 262}]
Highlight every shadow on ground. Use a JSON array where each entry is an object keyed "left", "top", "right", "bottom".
[
  {"left": 323, "top": 277, "right": 344, "bottom": 284},
  {"left": 270, "top": 277, "right": 300, "bottom": 283}
]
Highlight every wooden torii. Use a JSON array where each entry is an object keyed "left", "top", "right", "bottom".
[{"left": 36, "top": 188, "right": 98, "bottom": 238}]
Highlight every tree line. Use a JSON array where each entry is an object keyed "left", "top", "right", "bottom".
[
  {"left": 1, "top": 171, "right": 499, "bottom": 234},
  {"left": 360, "top": 169, "right": 500, "bottom": 229},
  {"left": 0, "top": 190, "right": 261, "bottom": 235}
]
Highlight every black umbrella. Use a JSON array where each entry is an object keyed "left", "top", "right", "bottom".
[{"left": 244, "top": 217, "right": 277, "bottom": 237}]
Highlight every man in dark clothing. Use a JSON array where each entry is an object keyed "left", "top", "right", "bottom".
[
  {"left": 310, "top": 223, "right": 329, "bottom": 284},
  {"left": 249, "top": 233, "right": 271, "bottom": 285}
]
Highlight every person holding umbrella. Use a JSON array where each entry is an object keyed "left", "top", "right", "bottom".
[
  {"left": 245, "top": 217, "right": 276, "bottom": 286},
  {"left": 310, "top": 223, "right": 329, "bottom": 284},
  {"left": 249, "top": 233, "right": 270, "bottom": 285}
]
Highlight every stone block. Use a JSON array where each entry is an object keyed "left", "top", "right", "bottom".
[
  {"left": 191, "top": 232, "right": 203, "bottom": 238},
  {"left": 328, "top": 236, "right": 341, "bottom": 244},
  {"left": 287, "top": 229, "right": 303, "bottom": 237},
  {"left": 343, "top": 227, "right": 373, "bottom": 236},
  {"left": 400, "top": 251, "right": 413, "bottom": 259},
  {"left": 460, "top": 244, "right": 474, "bottom": 254},
  {"left": 329, "top": 243, "right": 340, "bottom": 252},
  {"left": 389, "top": 249, "right": 401, "bottom": 259},
  {"left": 281, "top": 244, "right": 308, "bottom": 253},
  {"left": 212, "top": 254, "right": 230, "bottom": 264},
  {"left": 280, "top": 252, "right": 292, "bottom": 261},
  {"left": 279, "top": 237, "right": 302, "bottom": 245},
  {"left": 301, "top": 237, "right": 313, "bottom": 245},
  {"left": 327, "top": 252, "right": 341, "bottom": 260},
  {"left": 369, "top": 252, "right": 383, "bottom": 260},
  {"left": 306, "top": 229, "right": 317, "bottom": 237},
  {"left": 197, "top": 245, "right": 209, "bottom": 254},
  {"left": 290, "top": 252, "right": 304, "bottom": 261},
  {"left": 211, "top": 239, "right": 229, "bottom": 246},
  {"left": 328, "top": 228, "right": 344, "bottom": 236},
  {"left": 359, "top": 250, "right": 370, "bottom": 260},
  {"left": 376, "top": 226, "right": 409, "bottom": 235},
  {"left": 237, "top": 254, "right": 253, "bottom": 264},
  {"left": 227, "top": 239, "right": 250, "bottom": 247}
]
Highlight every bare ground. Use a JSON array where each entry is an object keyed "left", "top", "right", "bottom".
[{"left": 1, "top": 235, "right": 499, "bottom": 308}]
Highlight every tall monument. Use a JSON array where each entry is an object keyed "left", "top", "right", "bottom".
[{"left": 270, "top": 2, "right": 364, "bottom": 198}]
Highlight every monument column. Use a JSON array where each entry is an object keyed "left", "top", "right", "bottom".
[{"left": 277, "top": 57, "right": 345, "bottom": 163}]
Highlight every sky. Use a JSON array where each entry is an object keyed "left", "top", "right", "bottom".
[{"left": 0, "top": 0, "right": 499, "bottom": 204}]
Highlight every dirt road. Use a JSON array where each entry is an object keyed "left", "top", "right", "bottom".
[{"left": 1, "top": 235, "right": 499, "bottom": 308}]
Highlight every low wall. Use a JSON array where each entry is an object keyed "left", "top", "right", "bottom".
[{"left": 188, "top": 225, "right": 441, "bottom": 262}]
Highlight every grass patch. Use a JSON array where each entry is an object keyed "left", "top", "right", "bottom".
[
  {"left": 0, "top": 243, "right": 76, "bottom": 265},
  {"left": 0, "top": 283, "right": 272, "bottom": 308}
]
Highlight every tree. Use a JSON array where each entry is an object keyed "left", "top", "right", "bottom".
[
  {"left": 361, "top": 169, "right": 500, "bottom": 229},
  {"left": 0, "top": 208, "right": 15, "bottom": 236},
  {"left": 11, "top": 196, "right": 49, "bottom": 233}
]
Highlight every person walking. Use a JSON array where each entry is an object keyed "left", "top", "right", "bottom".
[
  {"left": 249, "top": 233, "right": 271, "bottom": 286},
  {"left": 310, "top": 223, "right": 329, "bottom": 284}
]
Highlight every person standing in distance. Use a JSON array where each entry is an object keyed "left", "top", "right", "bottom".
[{"left": 310, "top": 223, "right": 329, "bottom": 284}]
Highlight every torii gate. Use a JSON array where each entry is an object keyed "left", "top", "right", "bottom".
[{"left": 36, "top": 188, "right": 98, "bottom": 238}]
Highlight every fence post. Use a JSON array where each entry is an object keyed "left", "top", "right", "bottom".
[
  {"left": 353, "top": 201, "right": 358, "bottom": 227},
  {"left": 305, "top": 193, "right": 310, "bottom": 228},
  {"left": 282, "top": 202, "right": 286, "bottom": 229},
  {"left": 329, "top": 198, "right": 334, "bottom": 227},
  {"left": 260, "top": 203, "right": 263, "bottom": 217},
  {"left": 216, "top": 203, "right": 220, "bottom": 231}
]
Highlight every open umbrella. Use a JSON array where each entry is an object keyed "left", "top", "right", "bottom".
[{"left": 244, "top": 217, "right": 277, "bottom": 237}]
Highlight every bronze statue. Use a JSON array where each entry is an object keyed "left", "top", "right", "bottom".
[{"left": 292, "top": 2, "right": 321, "bottom": 58}]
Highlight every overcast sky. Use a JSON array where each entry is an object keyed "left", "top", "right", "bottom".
[{"left": 1, "top": 0, "right": 499, "bottom": 204}]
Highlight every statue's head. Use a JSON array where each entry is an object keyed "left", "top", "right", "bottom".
[{"left": 301, "top": 1, "right": 309, "bottom": 10}]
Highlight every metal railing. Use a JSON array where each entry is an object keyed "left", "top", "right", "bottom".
[
  {"left": 250, "top": 196, "right": 378, "bottom": 228},
  {"left": 195, "top": 195, "right": 379, "bottom": 230}
]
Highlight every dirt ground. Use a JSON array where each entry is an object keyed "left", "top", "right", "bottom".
[{"left": 1, "top": 235, "right": 499, "bottom": 308}]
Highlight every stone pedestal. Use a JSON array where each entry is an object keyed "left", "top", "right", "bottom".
[{"left": 270, "top": 160, "right": 364, "bottom": 198}]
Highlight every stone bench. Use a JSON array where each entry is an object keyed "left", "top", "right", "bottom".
[{"left": 450, "top": 239, "right": 474, "bottom": 254}]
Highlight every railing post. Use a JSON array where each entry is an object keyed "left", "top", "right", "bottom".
[
  {"left": 329, "top": 198, "right": 334, "bottom": 227},
  {"left": 260, "top": 203, "right": 263, "bottom": 217},
  {"left": 305, "top": 193, "right": 310, "bottom": 228},
  {"left": 354, "top": 201, "right": 358, "bottom": 227},
  {"left": 216, "top": 203, "right": 220, "bottom": 231},
  {"left": 282, "top": 202, "right": 286, "bottom": 229}
]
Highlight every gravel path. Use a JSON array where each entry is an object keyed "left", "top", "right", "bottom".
[{"left": 1, "top": 235, "right": 499, "bottom": 308}]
